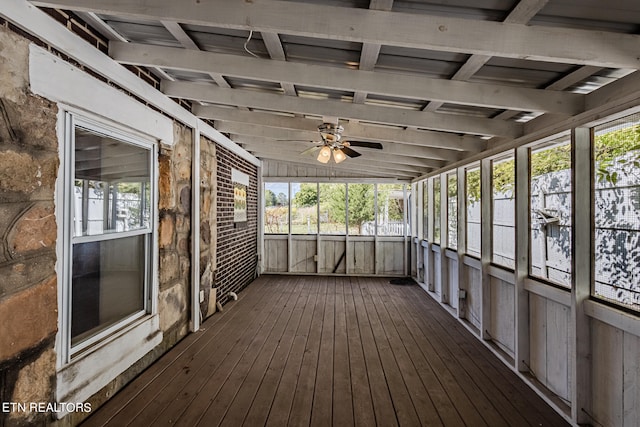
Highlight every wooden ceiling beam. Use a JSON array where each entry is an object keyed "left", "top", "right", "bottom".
[
  {"left": 111, "top": 41, "right": 584, "bottom": 114},
  {"left": 193, "top": 105, "right": 483, "bottom": 152},
  {"left": 164, "top": 80, "right": 522, "bottom": 137},
  {"left": 32, "top": 0, "right": 640, "bottom": 69}
]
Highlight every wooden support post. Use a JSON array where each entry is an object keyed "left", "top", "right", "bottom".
[
  {"left": 315, "top": 182, "right": 320, "bottom": 274},
  {"left": 256, "top": 167, "right": 264, "bottom": 275},
  {"left": 345, "top": 183, "right": 350, "bottom": 275},
  {"left": 426, "top": 178, "right": 435, "bottom": 291},
  {"left": 404, "top": 183, "right": 411, "bottom": 277},
  {"left": 416, "top": 181, "right": 424, "bottom": 282},
  {"left": 440, "top": 173, "right": 449, "bottom": 305},
  {"left": 480, "top": 158, "right": 493, "bottom": 340},
  {"left": 190, "top": 126, "right": 201, "bottom": 332},
  {"left": 288, "top": 182, "right": 293, "bottom": 273},
  {"left": 457, "top": 166, "right": 467, "bottom": 319},
  {"left": 515, "top": 145, "right": 530, "bottom": 371},
  {"left": 571, "top": 127, "right": 593, "bottom": 423}
]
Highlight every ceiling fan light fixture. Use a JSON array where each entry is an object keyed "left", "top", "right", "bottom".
[
  {"left": 317, "top": 145, "right": 331, "bottom": 163},
  {"left": 333, "top": 148, "right": 347, "bottom": 164}
]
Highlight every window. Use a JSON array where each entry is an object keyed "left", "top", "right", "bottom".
[
  {"left": 291, "top": 183, "right": 317, "bottom": 234},
  {"left": 492, "top": 154, "right": 515, "bottom": 269},
  {"left": 529, "top": 137, "right": 572, "bottom": 287},
  {"left": 466, "top": 166, "right": 481, "bottom": 257},
  {"left": 264, "top": 182, "right": 408, "bottom": 237},
  {"left": 447, "top": 172, "right": 458, "bottom": 249},
  {"left": 376, "top": 184, "right": 405, "bottom": 236},
  {"left": 319, "top": 183, "right": 346, "bottom": 234},
  {"left": 593, "top": 113, "right": 640, "bottom": 310},
  {"left": 65, "top": 116, "right": 155, "bottom": 355},
  {"left": 264, "top": 182, "right": 290, "bottom": 234},
  {"left": 347, "top": 183, "right": 375, "bottom": 235},
  {"left": 433, "top": 178, "right": 441, "bottom": 244},
  {"left": 422, "top": 180, "right": 429, "bottom": 240}
]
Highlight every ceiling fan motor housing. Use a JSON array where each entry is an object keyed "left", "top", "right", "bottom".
[{"left": 318, "top": 123, "right": 344, "bottom": 143}]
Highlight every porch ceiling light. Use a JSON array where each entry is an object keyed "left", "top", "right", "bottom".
[
  {"left": 333, "top": 148, "right": 347, "bottom": 164},
  {"left": 317, "top": 145, "right": 331, "bottom": 163}
]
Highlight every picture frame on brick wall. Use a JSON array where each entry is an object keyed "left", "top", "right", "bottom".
[{"left": 232, "top": 168, "right": 249, "bottom": 228}]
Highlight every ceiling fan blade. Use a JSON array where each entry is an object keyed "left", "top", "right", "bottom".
[
  {"left": 300, "top": 146, "right": 322, "bottom": 156},
  {"left": 277, "top": 139, "right": 316, "bottom": 142},
  {"left": 346, "top": 140, "right": 383, "bottom": 150},
  {"left": 341, "top": 146, "right": 362, "bottom": 158}
]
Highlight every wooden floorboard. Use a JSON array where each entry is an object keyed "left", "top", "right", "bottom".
[{"left": 81, "top": 276, "right": 570, "bottom": 427}]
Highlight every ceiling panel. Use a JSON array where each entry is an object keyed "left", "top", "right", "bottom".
[{"left": 30, "top": 0, "right": 640, "bottom": 179}]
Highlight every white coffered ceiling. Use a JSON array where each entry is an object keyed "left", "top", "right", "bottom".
[{"left": 29, "top": 0, "right": 640, "bottom": 179}]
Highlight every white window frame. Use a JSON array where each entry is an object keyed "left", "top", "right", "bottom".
[
  {"left": 55, "top": 110, "right": 162, "bottom": 410},
  {"left": 60, "top": 113, "right": 158, "bottom": 361}
]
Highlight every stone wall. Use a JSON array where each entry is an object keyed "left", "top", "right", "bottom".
[
  {"left": 157, "top": 123, "right": 192, "bottom": 340},
  {"left": 216, "top": 144, "right": 258, "bottom": 304},
  {"left": 0, "top": 25, "right": 59, "bottom": 427}
]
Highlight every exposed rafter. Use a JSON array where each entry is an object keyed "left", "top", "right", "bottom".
[
  {"left": 18, "top": 0, "right": 638, "bottom": 180},
  {"left": 31, "top": 0, "right": 640, "bottom": 68},
  {"left": 192, "top": 105, "right": 484, "bottom": 153},
  {"left": 246, "top": 149, "right": 430, "bottom": 177},
  {"left": 424, "top": 0, "right": 550, "bottom": 113},
  {"left": 110, "top": 42, "right": 584, "bottom": 114},
  {"left": 160, "top": 20, "right": 231, "bottom": 88},
  {"left": 163, "top": 81, "right": 522, "bottom": 137},
  {"left": 234, "top": 136, "right": 442, "bottom": 169},
  {"left": 260, "top": 31, "right": 297, "bottom": 97},
  {"left": 353, "top": 0, "right": 394, "bottom": 105},
  {"left": 239, "top": 144, "right": 423, "bottom": 178},
  {"left": 215, "top": 122, "right": 460, "bottom": 163}
]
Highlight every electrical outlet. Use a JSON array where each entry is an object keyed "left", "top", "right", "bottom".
[{"left": 199, "top": 290, "right": 205, "bottom": 303}]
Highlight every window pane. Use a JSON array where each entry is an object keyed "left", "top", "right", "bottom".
[
  {"left": 264, "top": 182, "right": 289, "bottom": 234},
  {"left": 492, "top": 155, "right": 515, "bottom": 269},
  {"left": 422, "top": 181, "right": 429, "bottom": 240},
  {"left": 71, "top": 234, "right": 147, "bottom": 345},
  {"left": 347, "top": 183, "right": 375, "bottom": 236},
  {"left": 433, "top": 178, "right": 441, "bottom": 244},
  {"left": 530, "top": 138, "right": 572, "bottom": 287},
  {"left": 319, "top": 183, "right": 346, "bottom": 234},
  {"left": 377, "top": 184, "right": 404, "bottom": 236},
  {"left": 593, "top": 113, "right": 640, "bottom": 311},
  {"left": 447, "top": 173, "right": 458, "bottom": 249},
  {"left": 291, "top": 183, "right": 318, "bottom": 234},
  {"left": 466, "top": 167, "right": 481, "bottom": 257},
  {"left": 74, "top": 128, "right": 151, "bottom": 236}
]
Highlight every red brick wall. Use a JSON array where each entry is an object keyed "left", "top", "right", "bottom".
[{"left": 216, "top": 145, "right": 258, "bottom": 304}]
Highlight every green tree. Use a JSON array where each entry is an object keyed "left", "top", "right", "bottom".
[
  {"left": 292, "top": 183, "right": 318, "bottom": 207},
  {"left": 276, "top": 192, "right": 288, "bottom": 206},
  {"left": 377, "top": 184, "right": 404, "bottom": 221},
  {"left": 347, "top": 184, "right": 374, "bottom": 234},
  {"left": 595, "top": 124, "right": 640, "bottom": 185},
  {"left": 264, "top": 189, "right": 277, "bottom": 207}
]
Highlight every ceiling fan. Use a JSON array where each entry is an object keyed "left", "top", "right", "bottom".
[{"left": 297, "top": 122, "right": 384, "bottom": 164}]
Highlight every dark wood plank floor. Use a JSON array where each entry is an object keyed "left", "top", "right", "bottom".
[{"left": 81, "top": 275, "right": 569, "bottom": 427}]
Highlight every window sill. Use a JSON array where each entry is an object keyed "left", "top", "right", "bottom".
[{"left": 55, "top": 314, "right": 162, "bottom": 417}]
